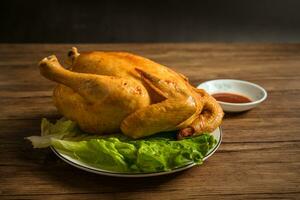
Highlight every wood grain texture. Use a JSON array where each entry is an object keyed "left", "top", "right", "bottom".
[{"left": 0, "top": 43, "right": 299, "bottom": 200}]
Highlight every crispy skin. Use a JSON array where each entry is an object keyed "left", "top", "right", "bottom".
[{"left": 38, "top": 47, "right": 223, "bottom": 138}]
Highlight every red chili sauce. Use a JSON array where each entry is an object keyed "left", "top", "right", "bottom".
[{"left": 212, "top": 93, "right": 252, "bottom": 103}]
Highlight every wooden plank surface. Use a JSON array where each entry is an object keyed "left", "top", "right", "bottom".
[{"left": 0, "top": 43, "right": 299, "bottom": 200}]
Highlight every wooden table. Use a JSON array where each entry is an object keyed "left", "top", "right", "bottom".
[{"left": 1, "top": 44, "right": 299, "bottom": 199}]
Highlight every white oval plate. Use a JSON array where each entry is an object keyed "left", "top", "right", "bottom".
[{"left": 51, "top": 127, "right": 222, "bottom": 177}]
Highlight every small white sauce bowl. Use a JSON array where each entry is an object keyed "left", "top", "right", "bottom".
[{"left": 197, "top": 79, "right": 267, "bottom": 112}]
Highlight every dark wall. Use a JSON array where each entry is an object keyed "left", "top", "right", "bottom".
[{"left": 1, "top": 0, "right": 300, "bottom": 43}]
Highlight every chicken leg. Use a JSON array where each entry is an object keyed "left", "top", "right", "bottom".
[{"left": 39, "top": 55, "right": 150, "bottom": 108}]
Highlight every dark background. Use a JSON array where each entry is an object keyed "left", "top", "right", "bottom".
[{"left": 1, "top": 0, "right": 300, "bottom": 43}]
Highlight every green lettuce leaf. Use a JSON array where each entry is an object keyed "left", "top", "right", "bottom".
[{"left": 26, "top": 118, "right": 216, "bottom": 172}]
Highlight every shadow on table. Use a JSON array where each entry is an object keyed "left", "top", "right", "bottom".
[{"left": 223, "top": 110, "right": 251, "bottom": 119}]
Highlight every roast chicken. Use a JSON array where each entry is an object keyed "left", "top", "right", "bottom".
[{"left": 39, "top": 47, "right": 223, "bottom": 139}]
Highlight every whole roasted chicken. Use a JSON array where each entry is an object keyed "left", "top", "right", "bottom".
[{"left": 39, "top": 47, "right": 223, "bottom": 139}]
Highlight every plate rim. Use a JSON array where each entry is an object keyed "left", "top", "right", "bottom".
[{"left": 51, "top": 127, "right": 222, "bottom": 177}]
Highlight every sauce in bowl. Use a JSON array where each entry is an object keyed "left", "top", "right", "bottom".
[{"left": 212, "top": 93, "right": 252, "bottom": 103}]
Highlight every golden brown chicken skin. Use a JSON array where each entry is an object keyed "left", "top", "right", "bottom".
[{"left": 39, "top": 47, "right": 223, "bottom": 139}]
